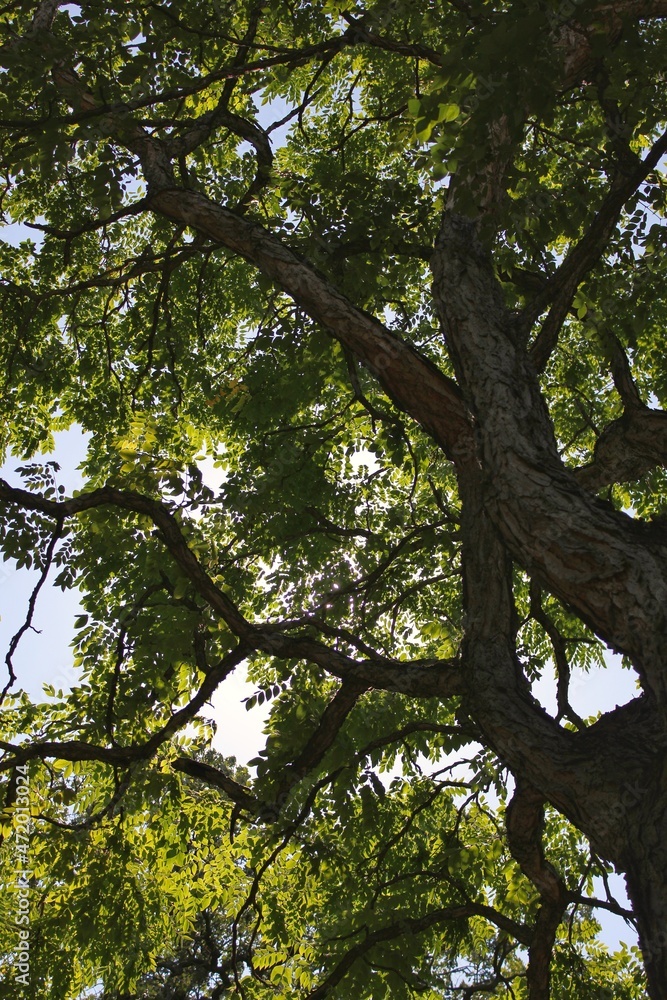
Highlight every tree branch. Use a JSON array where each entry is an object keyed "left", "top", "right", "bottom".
[
  {"left": 271, "top": 678, "right": 368, "bottom": 808},
  {"left": 147, "top": 187, "right": 471, "bottom": 464},
  {"left": 172, "top": 757, "right": 257, "bottom": 812},
  {"left": 526, "top": 129, "right": 667, "bottom": 370},
  {"left": 2, "top": 518, "right": 62, "bottom": 703},
  {"left": 0, "top": 479, "right": 464, "bottom": 699},
  {"left": 0, "top": 642, "right": 247, "bottom": 771},
  {"left": 432, "top": 212, "right": 667, "bottom": 707},
  {"left": 506, "top": 779, "right": 569, "bottom": 1000},
  {"left": 305, "top": 902, "right": 532, "bottom": 999},
  {"left": 0, "top": 34, "right": 356, "bottom": 130},
  {"left": 574, "top": 407, "right": 667, "bottom": 491}
]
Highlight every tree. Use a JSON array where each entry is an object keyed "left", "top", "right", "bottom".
[{"left": 0, "top": 0, "right": 666, "bottom": 995}]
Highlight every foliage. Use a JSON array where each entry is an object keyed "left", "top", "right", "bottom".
[{"left": 1, "top": 0, "right": 666, "bottom": 997}]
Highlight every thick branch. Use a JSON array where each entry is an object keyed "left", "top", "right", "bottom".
[
  {"left": 148, "top": 188, "right": 471, "bottom": 464},
  {"left": 172, "top": 757, "right": 257, "bottom": 811},
  {"left": 432, "top": 212, "right": 667, "bottom": 706},
  {"left": 454, "top": 463, "right": 663, "bottom": 869},
  {"left": 574, "top": 407, "right": 667, "bottom": 491},
  {"left": 272, "top": 679, "right": 368, "bottom": 806},
  {"left": 37, "top": 31, "right": 473, "bottom": 464}
]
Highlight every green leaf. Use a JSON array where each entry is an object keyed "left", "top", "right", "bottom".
[{"left": 437, "top": 103, "right": 460, "bottom": 122}]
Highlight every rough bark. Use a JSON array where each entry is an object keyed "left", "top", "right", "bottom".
[
  {"left": 506, "top": 781, "right": 569, "bottom": 1000},
  {"left": 622, "top": 773, "right": 667, "bottom": 996},
  {"left": 432, "top": 212, "right": 667, "bottom": 709},
  {"left": 575, "top": 407, "right": 667, "bottom": 491},
  {"left": 454, "top": 459, "right": 667, "bottom": 996},
  {"left": 432, "top": 218, "right": 667, "bottom": 997}
]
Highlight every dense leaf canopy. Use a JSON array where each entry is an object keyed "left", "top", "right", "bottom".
[{"left": 1, "top": 1, "right": 667, "bottom": 997}]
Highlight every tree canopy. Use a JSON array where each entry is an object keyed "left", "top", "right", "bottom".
[{"left": 1, "top": 0, "right": 667, "bottom": 997}]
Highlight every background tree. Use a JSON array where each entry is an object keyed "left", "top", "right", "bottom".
[{"left": 0, "top": 0, "right": 666, "bottom": 996}]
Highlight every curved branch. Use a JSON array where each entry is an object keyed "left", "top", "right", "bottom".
[
  {"left": 167, "top": 108, "right": 273, "bottom": 211},
  {"left": 0, "top": 479, "right": 464, "bottom": 699},
  {"left": 305, "top": 902, "right": 532, "bottom": 1000},
  {"left": 506, "top": 780, "right": 569, "bottom": 1000},
  {"left": 432, "top": 212, "right": 667, "bottom": 706},
  {"left": 574, "top": 407, "right": 667, "bottom": 491},
  {"left": 0, "top": 642, "right": 247, "bottom": 771}
]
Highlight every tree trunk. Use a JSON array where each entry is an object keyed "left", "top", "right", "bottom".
[
  {"left": 433, "top": 213, "right": 667, "bottom": 998},
  {"left": 458, "top": 465, "right": 667, "bottom": 997},
  {"left": 623, "top": 802, "right": 667, "bottom": 998}
]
